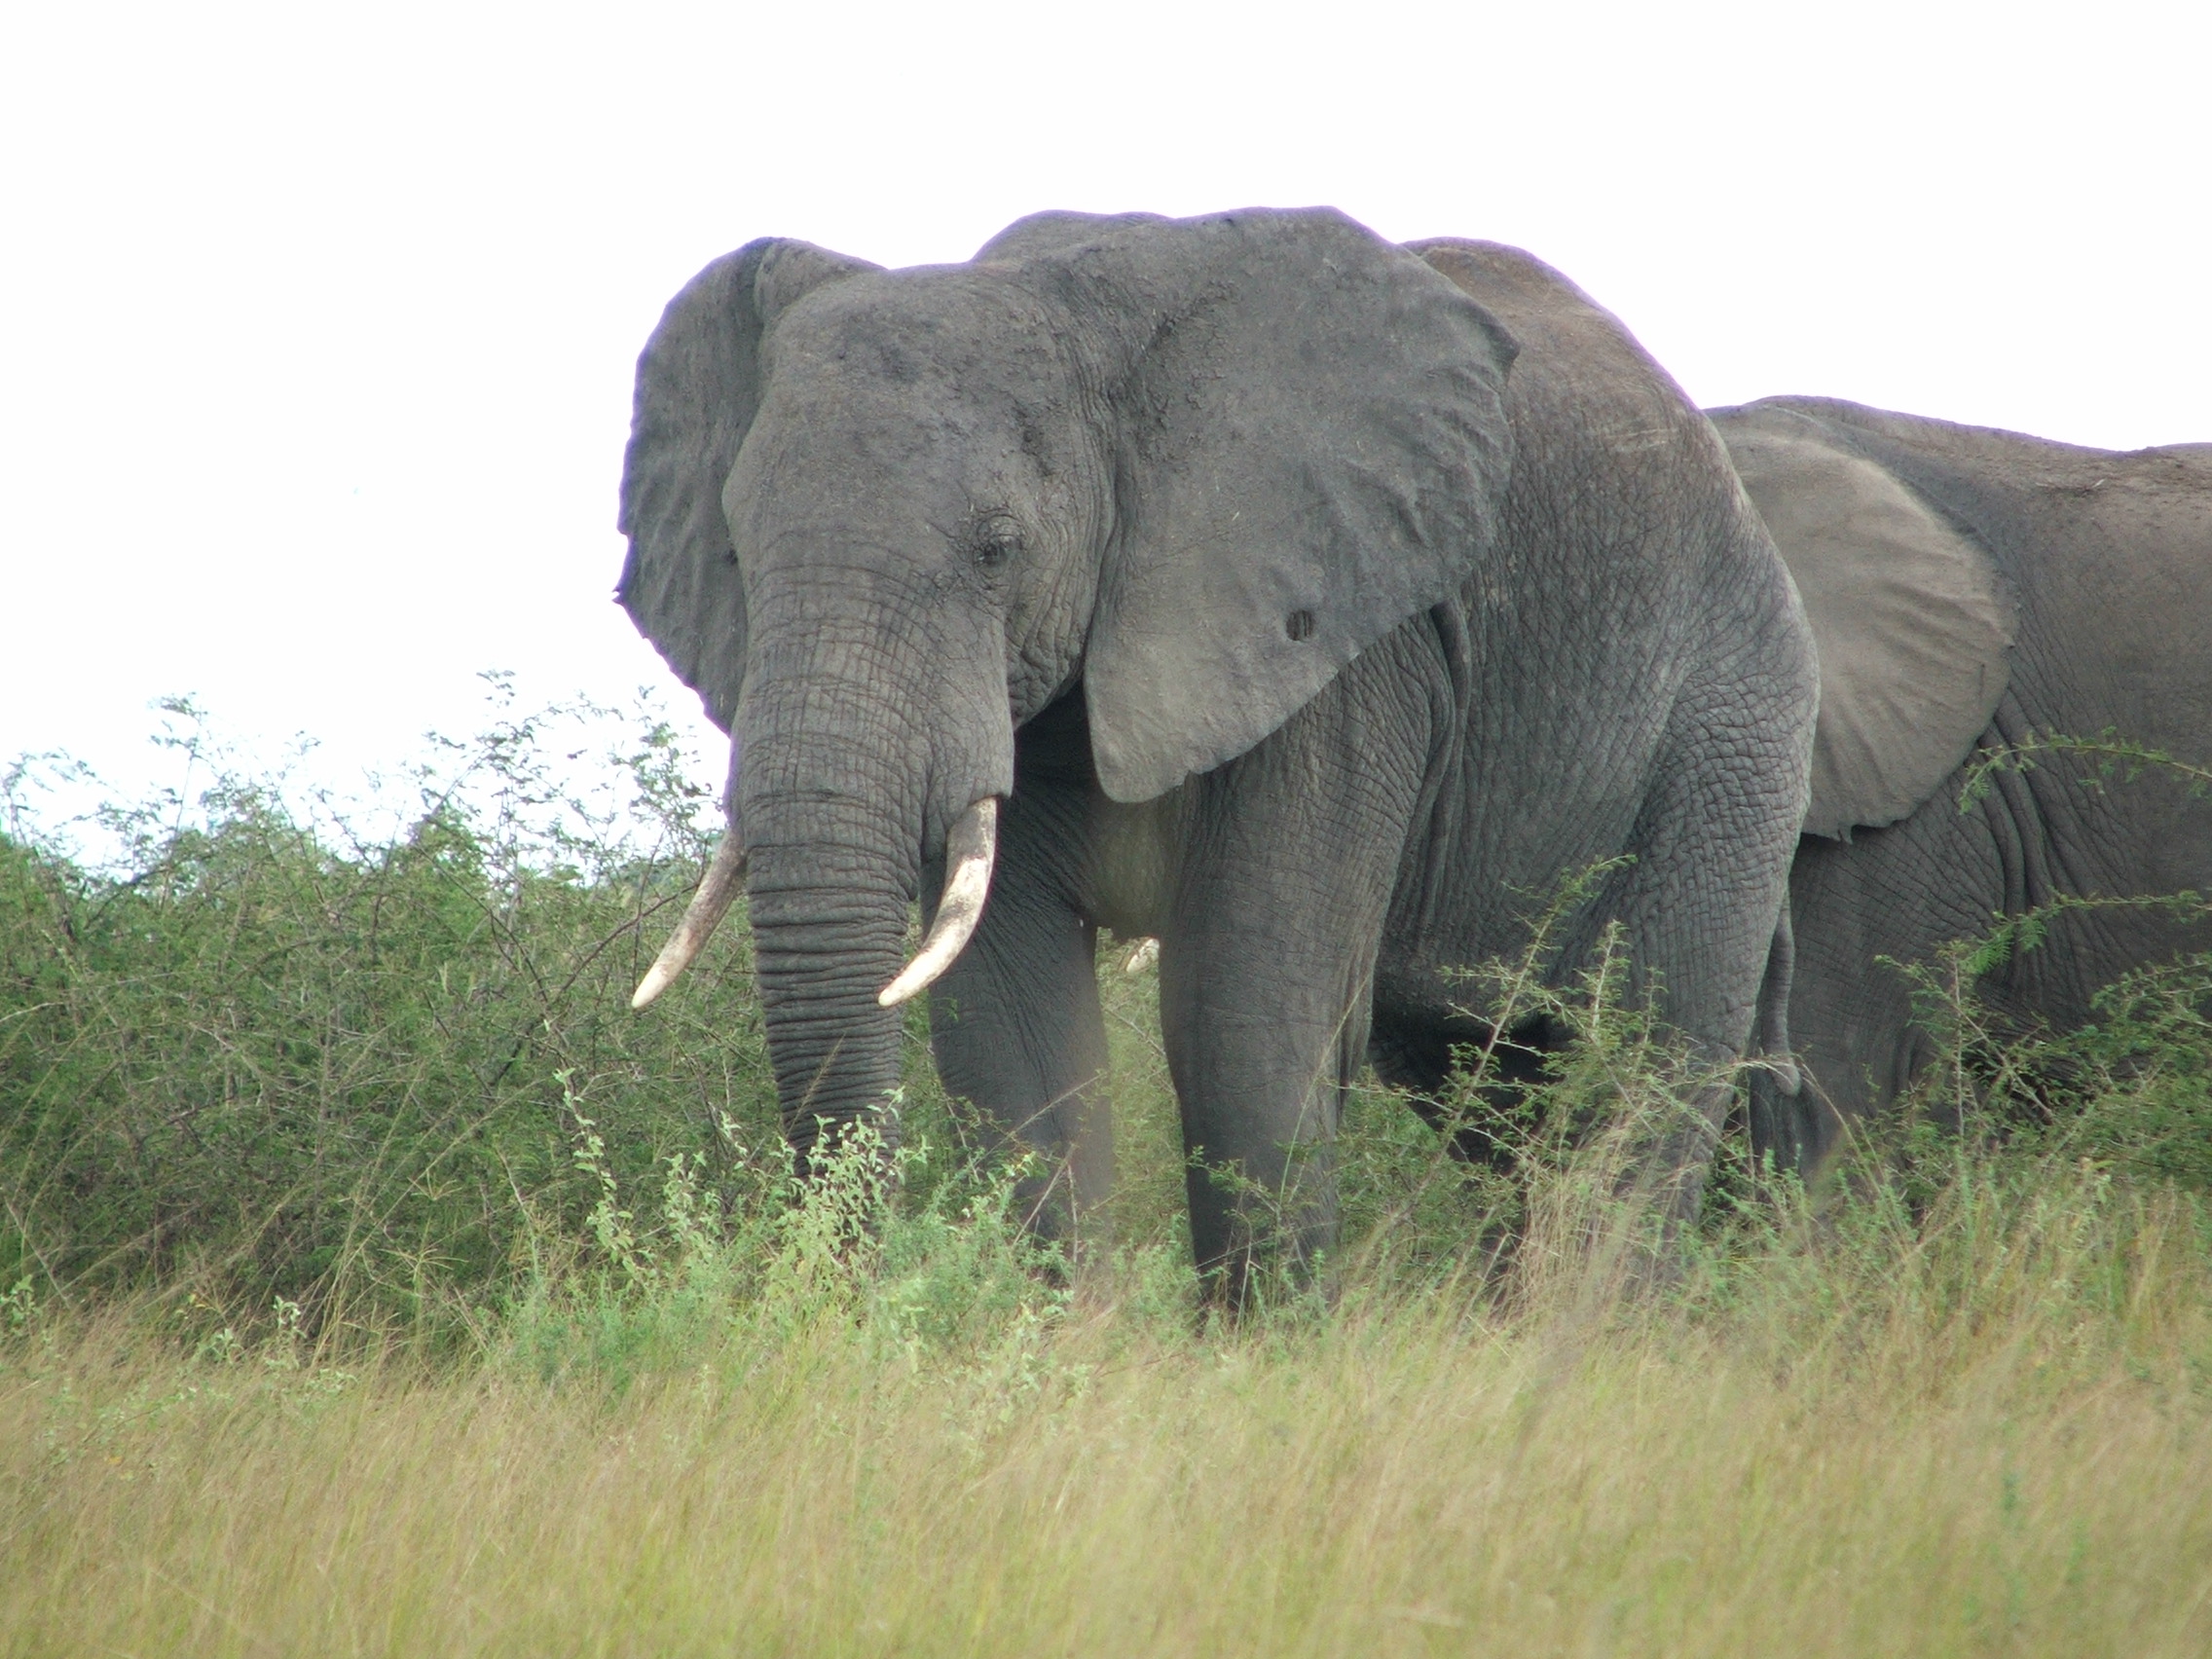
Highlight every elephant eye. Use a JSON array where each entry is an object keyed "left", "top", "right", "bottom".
[{"left": 971, "top": 514, "right": 1023, "bottom": 570}]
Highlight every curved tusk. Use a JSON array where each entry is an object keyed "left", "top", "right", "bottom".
[
  {"left": 631, "top": 831, "right": 749, "bottom": 1010},
  {"left": 878, "top": 797, "right": 999, "bottom": 1008},
  {"left": 1121, "top": 937, "right": 1160, "bottom": 975}
]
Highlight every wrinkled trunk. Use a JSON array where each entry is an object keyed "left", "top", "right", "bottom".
[
  {"left": 735, "top": 661, "right": 923, "bottom": 1159},
  {"left": 742, "top": 807, "right": 913, "bottom": 1164},
  {"left": 726, "top": 545, "right": 1016, "bottom": 1165}
]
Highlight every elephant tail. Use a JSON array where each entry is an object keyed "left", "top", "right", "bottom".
[{"left": 1753, "top": 903, "right": 1801, "bottom": 1097}]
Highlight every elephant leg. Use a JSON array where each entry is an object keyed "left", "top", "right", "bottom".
[
  {"left": 927, "top": 779, "right": 1112, "bottom": 1253},
  {"left": 1773, "top": 824, "right": 1987, "bottom": 1178},
  {"left": 1570, "top": 708, "right": 1804, "bottom": 1233},
  {"left": 1161, "top": 911, "right": 1380, "bottom": 1303},
  {"left": 1160, "top": 695, "right": 1430, "bottom": 1302}
]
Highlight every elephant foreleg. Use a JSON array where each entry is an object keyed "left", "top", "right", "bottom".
[
  {"left": 1160, "top": 687, "right": 1431, "bottom": 1304},
  {"left": 926, "top": 785, "right": 1113, "bottom": 1255}
]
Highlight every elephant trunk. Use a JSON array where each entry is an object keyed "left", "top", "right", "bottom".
[
  {"left": 730, "top": 638, "right": 1013, "bottom": 1161},
  {"left": 743, "top": 816, "right": 914, "bottom": 1161}
]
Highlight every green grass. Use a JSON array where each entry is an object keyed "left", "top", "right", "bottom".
[{"left": 6, "top": 698, "right": 2212, "bottom": 1653}]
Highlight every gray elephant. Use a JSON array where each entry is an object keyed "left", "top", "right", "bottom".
[
  {"left": 1714, "top": 396, "right": 2212, "bottom": 1175},
  {"left": 617, "top": 207, "right": 1818, "bottom": 1292}
]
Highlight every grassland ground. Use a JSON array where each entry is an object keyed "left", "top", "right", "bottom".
[{"left": 7, "top": 1159, "right": 2212, "bottom": 1658}]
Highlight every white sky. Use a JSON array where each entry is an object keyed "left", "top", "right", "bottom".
[{"left": 3, "top": 0, "right": 2207, "bottom": 825}]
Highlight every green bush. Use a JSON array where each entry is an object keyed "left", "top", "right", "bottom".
[
  {"left": 0, "top": 689, "right": 783, "bottom": 1340},
  {"left": 8, "top": 700, "right": 2212, "bottom": 1367}
]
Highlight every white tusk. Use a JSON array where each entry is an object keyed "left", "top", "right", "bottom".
[
  {"left": 631, "top": 832, "right": 749, "bottom": 1010},
  {"left": 878, "top": 797, "right": 999, "bottom": 1008},
  {"left": 1121, "top": 937, "right": 1160, "bottom": 975}
]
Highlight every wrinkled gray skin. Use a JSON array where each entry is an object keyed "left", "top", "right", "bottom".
[
  {"left": 619, "top": 208, "right": 1817, "bottom": 1292},
  {"left": 1717, "top": 397, "right": 2212, "bottom": 1175}
]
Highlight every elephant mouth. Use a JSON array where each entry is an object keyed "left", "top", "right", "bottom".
[{"left": 629, "top": 794, "right": 1001, "bottom": 1012}]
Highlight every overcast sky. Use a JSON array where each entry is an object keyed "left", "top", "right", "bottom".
[{"left": 3, "top": 0, "right": 2206, "bottom": 826}]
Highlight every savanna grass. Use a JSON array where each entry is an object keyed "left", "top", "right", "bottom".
[
  {"left": 7, "top": 1120, "right": 2212, "bottom": 1656},
  {"left": 7, "top": 706, "right": 2212, "bottom": 1653}
]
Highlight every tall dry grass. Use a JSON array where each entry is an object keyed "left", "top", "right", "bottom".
[{"left": 7, "top": 1120, "right": 2212, "bottom": 1657}]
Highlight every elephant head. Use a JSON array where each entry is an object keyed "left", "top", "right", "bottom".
[{"left": 617, "top": 208, "right": 1518, "bottom": 1155}]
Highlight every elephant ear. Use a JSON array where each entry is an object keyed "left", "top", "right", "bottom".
[
  {"left": 1021, "top": 208, "right": 1518, "bottom": 803},
  {"left": 617, "top": 238, "right": 879, "bottom": 730},
  {"left": 1713, "top": 400, "right": 2017, "bottom": 840}
]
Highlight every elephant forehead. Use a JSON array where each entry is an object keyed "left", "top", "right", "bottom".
[
  {"left": 746, "top": 373, "right": 985, "bottom": 470},
  {"left": 763, "top": 266, "right": 1078, "bottom": 392},
  {"left": 743, "top": 293, "right": 1091, "bottom": 490},
  {"left": 723, "top": 383, "right": 1054, "bottom": 555}
]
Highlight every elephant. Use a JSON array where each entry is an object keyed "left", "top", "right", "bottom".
[
  {"left": 616, "top": 206, "right": 1818, "bottom": 1293},
  {"left": 1714, "top": 396, "right": 2212, "bottom": 1176}
]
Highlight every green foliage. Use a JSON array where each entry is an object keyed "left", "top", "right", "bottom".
[
  {"left": 1960, "top": 725, "right": 2212, "bottom": 808},
  {"left": 9, "top": 702, "right": 2212, "bottom": 1383},
  {"left": 495, "top": 1103, "right": 1078, "bottom": 1394},
  {"left": 1889, "top": 919, "right": 2212, "bottom": 1195},
  {"left": 0, "top": 688, "right": 782, "bottom": 1341}
]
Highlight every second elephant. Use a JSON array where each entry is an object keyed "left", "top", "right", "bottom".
[{"left": 1714, "top": 397, "right": 2212, "bottom": 1174}]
